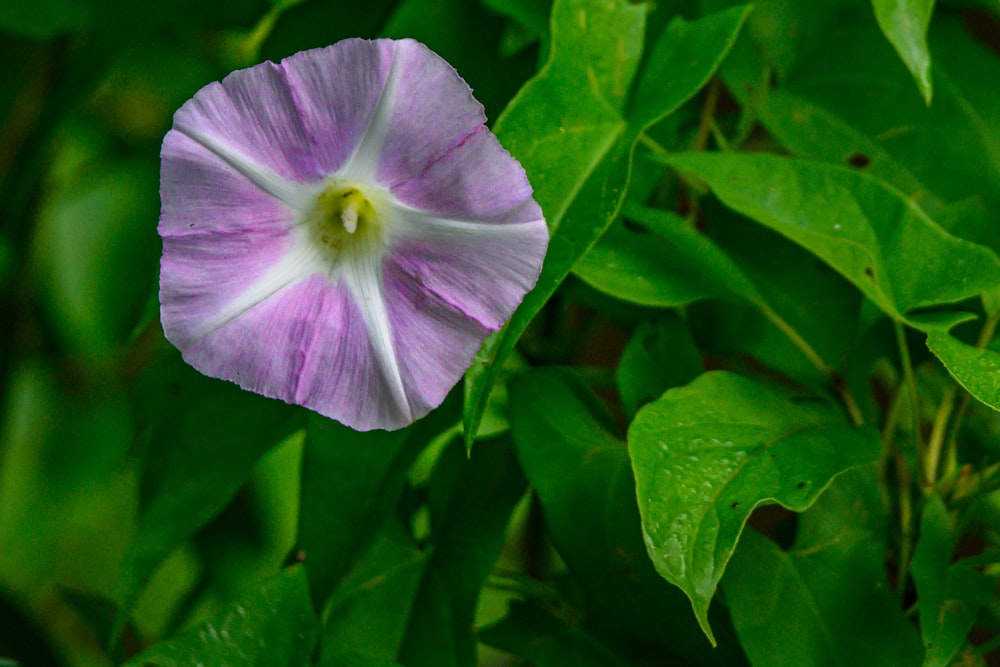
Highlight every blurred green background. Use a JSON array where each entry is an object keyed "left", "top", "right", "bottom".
[{"left": 0, "top": 1, "right": 544, "bottom": 664}]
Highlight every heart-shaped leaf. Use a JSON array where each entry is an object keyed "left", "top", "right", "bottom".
[{"left": 628, "top": 371, "right": 880, "bottom": 643}]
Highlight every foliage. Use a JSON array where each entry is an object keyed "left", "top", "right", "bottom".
[{"left": 2, "top": 0, "right": 1000, "bottom": 665}]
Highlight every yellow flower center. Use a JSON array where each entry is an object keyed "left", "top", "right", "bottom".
[{"left": 309, "top": 182, "right": 383, "bottom": 255}]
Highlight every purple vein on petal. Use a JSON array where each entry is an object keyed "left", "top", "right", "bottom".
[
  {"left": 175, "top": 126, "right": 313, "bottom": 212},
  {"left": 339, "top": 42, "right": 401, "bottom": 185},
  {"left": 191, "top": 228, "right": 327, "bottom": 340}
]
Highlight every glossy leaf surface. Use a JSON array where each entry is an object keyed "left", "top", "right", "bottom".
[{"left": 628, "top": 372, "right": 880, "bottom": 642}]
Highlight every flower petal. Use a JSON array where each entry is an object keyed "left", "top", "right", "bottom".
[
  {"left": 341, "top": 239, "right": 413, "bottom": 424},
  {"left": 280, "top": 39, "right": 395, "bottom": 178},
  {"left": 383, "top": 256, "right": 493, "bottom": 415},
  {"left": 386, "top": 206, "right": 549, "bottom": 330},
  {"left": 160, "top": 227, "right": 326, "bottom": 348},
  {"left": 388, "top": 126, "right": 543, "bottom": 223},
  {"left": 173, "top": 59, "right": 320, "bottom": 184},
  {"left": 159, "top": 130, "right": 301, "bottom": 238},
  {"left": 339, "top": 39, "right": 487, "bottom": 189},
  {"left": 181, "top": 275, "right": 412, "bottom": 431},
  {"left": 159, "top": 128, "right": 325, "bottom": 348}
]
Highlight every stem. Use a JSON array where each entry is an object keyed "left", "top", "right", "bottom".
[
  {"left": 978, "top": 311, "right": 1000, "bottom": 349},
  {"left": 876, "top": 388, "right": 904, "bottom": 519},
  {"left": 923, "top": 387, "right": 956, "bottom": 491},
  {"left": 761, "top": 306, "right": 832, "bottom": 375},
  {"left": 951, "top": 463, "right": 1000, "bottom": 508},
  {"left": 834, "top": 376, "right": 865, "bottom": 427},
  {"left": 881, "top": 379, "right": 916, "bottom": 602},
  {"left": 638, "top": 132, "right": 669, "bottom": 154},
  {"left": 890, "top": 422, "right": 916, "bottom": 603},
  {"left": 890, "top": 320, "right": 923, "bottom": 599},
  {"left": 761, "top": 305, "right": 864, "bottom": 425},
  {"left": 693, "top": 78, "right": 721, "bottom": 152},
  {"left": 486, "top": 569, "right": 561, "bottom": 601},
  {"left": 894, "top": 320, "right": 924, "bottom": 454},
  {"left": 709, "top": 118, "right": 731, "bottom": 152}
]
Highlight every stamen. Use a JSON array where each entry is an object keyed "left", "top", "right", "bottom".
[
  {"left": 307, "top": 181, "right": 383, "bottom": 255},
  {"left": 342, "top": 202, "right": 359, "bottom": 234}
]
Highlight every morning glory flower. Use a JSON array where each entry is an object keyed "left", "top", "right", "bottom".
[{"left": 158, "top": 38, "right": 548, "bottom": 431}]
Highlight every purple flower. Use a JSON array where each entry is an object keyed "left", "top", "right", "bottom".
[{"left": 158, "top": 38, "right": 548, "bottom": 431}]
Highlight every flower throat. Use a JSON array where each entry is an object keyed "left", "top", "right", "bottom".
[{"left": 311, "top": 183, "right": 381, "bottom": 252}]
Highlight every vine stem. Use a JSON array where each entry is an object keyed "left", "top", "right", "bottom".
[
  {"left": 882, "top": 386, "right": 916, "bottom": 603},
  {"left": 894, "top": 320, "right": 924, "bottom": 454},
  {"left": 889, "top": 319, "right": 924, "bottom": 601},
  {"left": 923, "top": 387, "right": 956, "bottom": 491},
  {"left": 638, "top": 132, "right": 668, "bottom": 154},
  {"left": 761, "top": 305, "right": 864, "bottom": 426},
  {"left": 692, "top": 77, "right": 721, "bottom": 152}
]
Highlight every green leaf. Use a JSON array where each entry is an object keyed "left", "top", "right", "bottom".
[
  {"left": 0, "top": 0, "right": 108, "bottom": 37},
  {"left": 320, "top": 527, "right": 429, "bottom": 663},
  {"left": 463, "top": 0, "right": 647, "bottom": 448},
  {"left": 292, "top": 392, "right": 458, "bottom": 607},
  {"left": 912, "top": 495, "right": 992, "bottom": 667},
  {"left": 124, "top": 566, "right": 318, "bottom": 667},
  {"left": 261, "top": 0, "right": 397, "bottom": 62},
  {"left": 319, "top": 654, "right": 402, "bottom": 667},
  {"left": 628, "top": 371, "right": 880, "bottom": 643},
  {"left": 659, "top": 152, "right": 1000, "bottom": 322},
  {"left": 396, "top": 437, "right": 527, "bottom": 667},
  {"left": 723, "top": 467, "right": 923, "bottom": 666},
  {"left": 617, "top": 314, "right": 703, "bottom": 419},
  {"left": 694, "top": 198, "right": 864, "bottom": 382},
  {"left": 630, "top": 6, "right": 753, "bottom": 127},
  {"left": 509, "top": 370, "right": 747, "bottom": 664},
  {"left": 32, "top": 159, "right": 160, "bottom": 362},
  {"left": 381, "top": 0, "right": 536, "bottom": 119},
  {"left": 320, "top": 436, "right": 523, "bottom": 667},
  {"left": 574, "top": 202, "right": 764, "bottom": 308},
  {"left": 583, "top": 197, "right": 863, "bottom": 384},
  {"left": 753, "top": 88, "right": 942, "bottom": 214},
  {"left": 481, "top": 0, "right": 553, "bottom": 38},
  {"left": 778, "top": 15, "right": 1000, "bottom": 212},
  {"left": 493, "top": 0, "right": 643, "bottom": 219},
  {"left": 292, "top": 418, "right": 416, "bottom": 607},
  {"left": 927, "top": 323, "right": 1000, "bottom": 413},
  {"left": 0, "top": 592, "right": 63, "bottom": 666},
  {"left": 479, "top": 602, "right": 631, "bottom": 667},
  {"left": 464, "top": 2, "right": 750, "bottom": 446},
  {"left": 130, "top": 355, "right": 302, "bottom": 588},
  {"left": 871, "top": 0, "right": 935, "bottom": 104}
]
